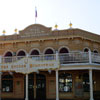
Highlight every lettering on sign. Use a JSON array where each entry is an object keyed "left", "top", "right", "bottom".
[
  {"left": 30, "top": 63, "right": 54, "bottom": 68},
  {"left": 11, "top": 65, "right": 26, "bottom": 69}
]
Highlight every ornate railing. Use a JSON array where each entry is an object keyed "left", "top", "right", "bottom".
[
  {"left": 1, "top": 52, "right": 100, "bottom": 65},
  {"left": 91, "top": 53, "right": 100, "bottom": 64},
  {"left": 59, "top": 52, "right": 89, "bottom": 64},
  {"left": 1, "top": 54, "right": 56, "bottom": 63}
]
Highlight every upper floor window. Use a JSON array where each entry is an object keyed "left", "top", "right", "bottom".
[
  {"left": 45, "top": 49, "right": 54, "bottom": 54},
  {"left": 30, "top": 50, "right": 39, "bottom": 55},
  {"left": 4, "top": 52, "right": 13, "bottom": 63},
  {"left": 44, "top": 49, "right": 54, "bottom": 60},
  {"left": 59, "top": 48, "right": 69, "bottom": 54},
  {"left": 93, "top": 50, "right": 98, "bottom": 54},
  {"left": 59, "top": 73, "right": 72, "bottom": 92},
  {"left": 5, "top": 52, "right": 13, "bottom": 56},
  {"left": 17, "top": 50, "right": 26, "bottom": 60},
  {"left": 84, "top": 48, "right": 89, "bottom": 52},
  {"left": 30, "top": 50, "right": 40, "bottom": 60},
  {"left": 59, "top": 48, "right": 69, "bottom": 64}
]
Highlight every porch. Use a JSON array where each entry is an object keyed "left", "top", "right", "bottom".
[{"left": 0, "top": 51, "right": 100, "bottom": 100}]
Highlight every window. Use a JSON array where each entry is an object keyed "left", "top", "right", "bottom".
[
  {"left": 93, "top": 50, "right": 98, "bottom": 54},
  {"left": 4, "top": 52, "right": 13, "bottom": 63},
  {"left": 82, "top": 73, "right": 90, "bottom": 92},
  {"left": 59, "top": 48, "right": 69, "bottom": 53},
  {"left": 17, "top": 50, "right": 26, "bottom": 60},
  {"left": 30, "top": 50, "right": 40, "bottom": 60},
  {"left": 59, "top": 73, "right": 72, "bottom": 92},
  {"left": 59, "top": 48, "right": 69, "bottom": 64},
  {"left": 2, "top": 74, "right": 13, "bottom": 92},
  {"left": 44, "top": 49, "right": 54, "bottom": 60},
  {"left": 84, "top": 48, "right": 89, "bottom": 52}
]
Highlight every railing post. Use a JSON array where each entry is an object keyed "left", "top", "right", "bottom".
[
  {"left": 89, "top": 50, "right": 92, "bottom": 64},
  {"left": 26, "top": 53, "right": 29, "bottom": 58}
]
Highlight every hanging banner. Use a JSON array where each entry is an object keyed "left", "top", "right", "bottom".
[{"left": 0, "top": 57, "right": 59, "bottom": 74}]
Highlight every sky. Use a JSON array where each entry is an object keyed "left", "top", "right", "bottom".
[{"left": 0, "top": 0, "right": 100, "bottom": 35}]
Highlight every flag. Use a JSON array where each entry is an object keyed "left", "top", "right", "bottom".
[{"left": 35, "top": 7, "right": 37, "bottom": 18}]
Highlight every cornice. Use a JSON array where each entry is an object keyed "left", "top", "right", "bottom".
[{"left": 0, "top": 24, "right": 100, "bottom": 43}]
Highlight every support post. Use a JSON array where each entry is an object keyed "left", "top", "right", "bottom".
[
  {"left": 56, "top": 51, "right": 59, "bottom": 61},
  {"left": 89, "top": 50, "right": 92, "bottom": 64},
  {"left": 56, "top": 70, "right": 59, "bottom": 100},
  {"left": 0, "top": 56, "right": 2, "bottom": 63},
  {"left": 0, "top": 72, "right": 2, "bottom": 100},
  {"left": 89, "top": 69, "right": 94, "bottom": 100},
  {"left": 25, "top": 74, "right": 28, "bottom": 100}
]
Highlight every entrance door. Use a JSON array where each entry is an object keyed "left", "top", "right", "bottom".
[
  {"left": 36, "top": 74, "right": 46, "bottom": 100},
  {"left": 28, "top": 73, "right": 34, "bottom": 100}
]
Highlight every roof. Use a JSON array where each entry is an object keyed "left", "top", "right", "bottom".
[{"left": 0, "top": 24, "right": 100, "bottom": 43}]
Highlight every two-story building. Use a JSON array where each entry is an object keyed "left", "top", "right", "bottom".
[{"left": 0, "top": 24, "right": 100, "bottom": 100}]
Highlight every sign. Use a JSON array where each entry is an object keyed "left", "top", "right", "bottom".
[{"left": 0, "top": 57, "right": 59, "bottom": 74}]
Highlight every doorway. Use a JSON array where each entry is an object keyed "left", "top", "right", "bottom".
[
  {"left": 28, "top": 73, "right": 34, "bottom": 100},
  {"left": 36, "top": 74, "right": 46, "bottom": 100}
]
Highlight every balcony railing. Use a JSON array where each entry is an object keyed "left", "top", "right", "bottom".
[
  {"left": 59, "top": 52, "right": 89, "bottom": 64},
  {"left": 1, "top": 52, "right": 100, "bottom": 65},
  {"left": 91, "top": 53, "right": 100, "bottom": 64},
  {"left": 1, "top": 54, "right": 56, "bottom": 63}
]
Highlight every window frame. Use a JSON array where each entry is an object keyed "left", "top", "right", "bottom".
[
  {"left": 59, "top": 72, "right": 73, "bottom": 92},
  {"left": 2, "top": 74, "right": 13, "bottom": 93}
]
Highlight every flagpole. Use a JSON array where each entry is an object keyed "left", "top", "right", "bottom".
[{"left": 35, "top": 6, "right": 37, "bottom": 24}]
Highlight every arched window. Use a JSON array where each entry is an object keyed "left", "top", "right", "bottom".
[
  {"left": 30, "top": 50, "right": 40, "bottom": 60},
  {"left": 84, "top": 48, "right": 89, "bottom": 52},
  {"left": 45, "top": 49, "right": 54, "bottom": 54},
  {"left": 17, "top": 51, "right": 26, "bottom": 60},
  {"left": 2, "top": 74, "right": 13, "bottom": 92},
  {"left": 59, "top": 73, "right": 72, "bottom": 92},
  {"left": 44, "top": 49, "right": 54, "bottom": 60},
  {"left": 4, "top": 52, "right": 13, "bottom": 63},
  {"left": 30, "top": 50, "right": 39, "bottom": 55},
  {"left": 59, "top": 48, "right": 69, "bottom": 53},
  {"left": 93, "top": 50, "right": 98, "bottom": 54},
  {"left": 82, "top": 73, "right": 89, "bottom": 92},
  {"left": 17, "top": 51, "right": 26, "bottom": 56},
  {"left": 5, "top": 52, "right": 12, "bottom": 56},
  {"left": 59, "top": 48, "right": 69, "bottom": 64}
]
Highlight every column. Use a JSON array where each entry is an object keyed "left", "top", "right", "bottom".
[
  {"left": 0, "top": 72, "right": 2, "bottom": 100},
  {"left": 89, "top": 50, "right": 92, "bottom": 64},
  {"left": 25, "top": 74, "right": 28, "bottom": 100},
  {"left": 56, "top": 51, "right": 59, "bottom": 61},
  {"left": 34, "top": 73, "right": 36, "bottom": 99},
  {"left": 89, "top": 69, "right": 94, "bottom": 100},
  {"left": 56, "top": 70, "right": 59, "bottom": 100},
  {"left": 0, "top": 56, "right": 2, "bottom": 63}
]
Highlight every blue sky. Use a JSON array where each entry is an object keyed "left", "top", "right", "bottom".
[{"left": 0, "top": 0, "right": 99, "bottom": 35}]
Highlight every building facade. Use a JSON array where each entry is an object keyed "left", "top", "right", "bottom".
[{"left": 0, "top": 24, "right": 100, "bottom": 100}]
